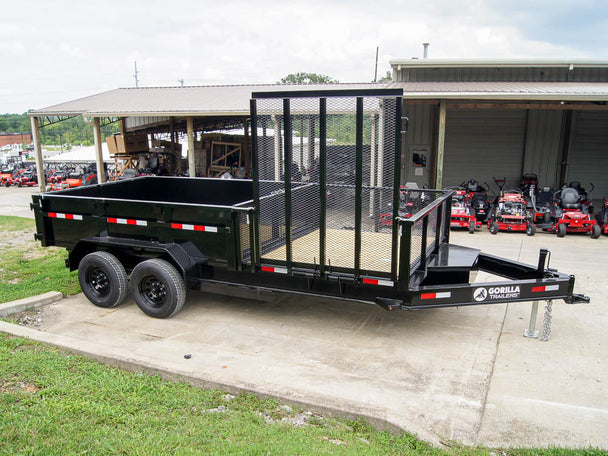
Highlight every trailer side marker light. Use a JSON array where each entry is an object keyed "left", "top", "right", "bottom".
[
  {"left": 421, "top": 291, "right": 452, "bottom": 300},
  {"left": 261, "top": 265, "right": 288, "bottom": 274},
  {"left": 362, "top": 278, "right": 394, "bottom": 287},
  {"left": 107, "top": 217, "right": 147, "bottom": 226},
  {"left": 171, "top": 223, "right": 218, "bottom": 233},
  {"left": 48, "top": 212, "right": 83, "bottom": 221},
  {"left": 532, "top": 285, "right": 559, "bottom": 292}
]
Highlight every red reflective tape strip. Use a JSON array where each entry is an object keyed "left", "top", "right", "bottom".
[
  {"left": 171, "top": 223, "right": 182, "bottom": 229},
  {"left": 421, "top": 291, "right": 451, "bottom": 300},
  {"left": 48, "top": 212, "right": 83, "bottom": 220},
  {"left": 261, "top": 266, "right": 275, "bottom": 273},
  {"left": 171, "top": 223, "right": 219, "bottom": 232},
  {"left": 362, "top": 277, "right": 394, "bottom": 287},
  {"left": 107, "top": 218, "right": 147, "bottom": 226},
  {"left": 533, "top": 285, "right": 559, "bottom": 292},
  {"left": 261, "top": 265, "right": 287, "bottom": 274}
]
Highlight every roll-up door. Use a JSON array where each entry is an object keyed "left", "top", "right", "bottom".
[
  {"left": 442, "top": 109, "right": 527, "bottom": 192},
  {"left": 567, "top": 111, "right": 608, "bottom": 199}
]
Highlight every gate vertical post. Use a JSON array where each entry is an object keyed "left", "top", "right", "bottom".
[
  {"left": 319, "top": 98, "right": 327, "bottom": 276},
  {"left": 391, "top": 96, "right": 403, "bottom": 280},
  {"left": 283, "top": 98, "right": 293, "bottom": 269},
  {"left": 250, "top": 99, "right": 261, "bottom": 270},
  {"left": 354, "top": 97, "right": 363, "bottom": 277}
]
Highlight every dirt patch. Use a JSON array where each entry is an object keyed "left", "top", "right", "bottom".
[
  {"left": 0, "top": 380, "right": 41, "bottom": 394},
  {"left": 0, "top": 227, "right": 35, "bottom": 248},
  {"left": 6, "top": 308, "right": 45, "bottom": 329}
]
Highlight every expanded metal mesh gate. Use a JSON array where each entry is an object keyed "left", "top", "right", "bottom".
[{"left": 251, "top": 89, "right": 403, "bottom": 279}]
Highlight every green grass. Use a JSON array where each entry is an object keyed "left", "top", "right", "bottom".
[
  {"left": 0, "top": 216, "right": 605, "bottom": 455},
  {"left": 0, "top": 216, "right": 80, "bottom": 303},
  {"left": 1, "top": 333, "right": 604, "bottom": 456}
]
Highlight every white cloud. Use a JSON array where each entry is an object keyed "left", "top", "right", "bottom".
[{"left": 0, "top": 0, "right": 605, "bottom": 113}]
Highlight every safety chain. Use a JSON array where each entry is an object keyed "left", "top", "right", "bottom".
[{"left": 540, "top": 300, "right": 553, "bottom": 342}]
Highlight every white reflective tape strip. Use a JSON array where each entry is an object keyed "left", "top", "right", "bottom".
[
  {"left": 49, "top": 212, "right": 83, "bottom": 220},
  {"left": 261, "top": 265, "right": 288, "bottom": 274},
  {"left": 545, "top": 285, "right": 559, "bottom": 292},
  {"left": 435, "top": 292, "right": 451, "bottom": 299}
]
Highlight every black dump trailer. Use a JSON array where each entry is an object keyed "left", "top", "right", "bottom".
[{"left": 31, "top": 89, "right": 588, "bottom": 319}]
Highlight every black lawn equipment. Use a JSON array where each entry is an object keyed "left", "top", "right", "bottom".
[
  {"left": 462, "top": 179, "right": 490, "bottom": 223},
  {"left": 595, "top": 197, "right": 608, "bottom": 236}
]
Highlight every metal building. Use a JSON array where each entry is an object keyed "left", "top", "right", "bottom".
[{"left": 388, "top": 59, "right": 608, "bottom": 201}]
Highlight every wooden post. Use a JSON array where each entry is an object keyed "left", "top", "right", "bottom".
[
  {"left": 187, "top": 116, "right": 195, "bottom": 177},
  {"left": 435, "top": 100, "right": 447, "bottom": 189},
  {"left": 93, "top": 117, "right": 106, "bottom": 183},
  {"left": 30, "top": 116, "right": 46, "bottom": 192}
]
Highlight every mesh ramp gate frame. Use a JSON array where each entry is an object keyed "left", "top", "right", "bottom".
[{"left": 250, "top": 89, "right": 403, "bottom": 282}]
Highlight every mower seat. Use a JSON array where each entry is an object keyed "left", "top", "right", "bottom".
[{"left": 560, "top": 188, "right": 581, "bottom": 209}]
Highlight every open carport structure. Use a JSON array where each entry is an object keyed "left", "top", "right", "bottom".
[{"left": 28, "top": 59, "right": 608, "bottom": 200}]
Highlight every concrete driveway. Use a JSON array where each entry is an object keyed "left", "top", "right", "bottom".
[{"left": 1, "top": 186, "right": 606, "bottom": 449}]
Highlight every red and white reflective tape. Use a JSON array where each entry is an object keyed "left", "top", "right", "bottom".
[
  {"left": 532, "top": 284, "right": 559, "bottom": 293},
  {"left": 421, "top": 291, "right": 452, "bottom": 300},
  {"left": 48, "top": 212, "right": 83, "bottom": 221},
  {"left": 107, "top": 217, "right": 147, "bottom": 226},
  {"left": 362, "top": 277, "right": 394, "bottom": 287},
  {"left": 171, "top": 223, "right": 218, "bottom": 233},
  {"left": 261, "top": 265, "right": 288, "bottom": 274}
]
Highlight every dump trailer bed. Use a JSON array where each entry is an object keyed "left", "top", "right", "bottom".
[{"left": 31, "top": 88, "right": 587, "bottom": 319}]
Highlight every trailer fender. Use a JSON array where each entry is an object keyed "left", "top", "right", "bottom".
[{"left": 67, "top": 237, "right": 208, "bottom": 283}]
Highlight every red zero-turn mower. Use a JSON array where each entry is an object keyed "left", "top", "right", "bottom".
[
  {"left": 487, "top": 188, "right": 536, "bottom": 236},
  {"left": 380, "top": 185, "right": 420, "bottom": 226},
  {"left": 447, "top": 187, "right": 480, "bottom": 233},
  {"left": 539, "top": 182, "right": 600, "bottom": 239},
  {"left": 595, "top": 197, "right": 608, "bottom": 235}
]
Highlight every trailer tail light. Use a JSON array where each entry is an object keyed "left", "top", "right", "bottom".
[
  {"left": 107, "top": 217, "right": 147, "bottom": 226},
  {"left": 420, "top": 291, "right": 452, "bottom": 300},
  {"left": 532, "top": 285, "right": 559, "bottom": 292},
  {"left": 171, "top": 223, "right": 218, "bottom": 233},
  {"left": 48, "top": 212, "right": 83, "bottom": 220}
]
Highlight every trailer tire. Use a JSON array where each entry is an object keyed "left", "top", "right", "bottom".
[
  {"left": 556, "top": 223, "right": 567, "bottom": 237},
  {"left": 130, "top": 259, "right": 185, "bottom": 318},
  {"left": 78, "top": 251, "right": 128, "bottom": 308},
  {"left": 591, "top": 225, "right": 601, "bottom": 239}
]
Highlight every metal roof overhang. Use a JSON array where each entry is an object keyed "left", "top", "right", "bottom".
[{"left": 27, "top": 81, "right": 608, "bottom": 118}]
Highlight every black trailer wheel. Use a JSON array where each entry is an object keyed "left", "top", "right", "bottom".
[
  {"left": 556, "top": 223, "right": 567, "bottom": 237},
  {"left": 78, "top": 251, "right": 128, "bottom": 308},
  {"left": 526, "top": 223, "right": 536, "bottom": 236},
  {"left": 130, "top": 259, "right": 186, "bottom": 318},
  {"left": 489, "top": 221, "right": 499, "bottom": 235},
  {"left": 468, "top": 221, "right": 475, "bottom": 234},
  {"left": 591, "top": 224, "right": 601, "bottom": 239}
]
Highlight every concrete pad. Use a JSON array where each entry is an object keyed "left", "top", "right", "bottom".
[
  {"left": 0, "top": 186, "right": 37, "bottom": 219},
  {"left": 0, "top": 229, "right": 606, "bottom": 449}
]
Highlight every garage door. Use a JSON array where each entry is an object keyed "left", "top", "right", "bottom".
[
  {"left": 567, "top": 111, "right": 608, "bottom": 199},
  {"left": 443, "top": 109, "right": 527, "bottom": 193}
]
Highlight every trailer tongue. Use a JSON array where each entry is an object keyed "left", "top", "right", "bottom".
[{"left": 31, "top": 89, "right": 588, "bottom": 325}]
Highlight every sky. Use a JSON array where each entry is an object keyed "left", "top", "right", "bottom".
[{"left": 1, "top": 0, "right": 607, "bottom": 114}]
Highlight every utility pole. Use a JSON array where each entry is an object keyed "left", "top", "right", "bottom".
[
  {"left": 374, "top": 46, "right": 379, "bottom": 83},
  {"left": 178, "top": 79, "right": 184, "bottom": 87},
  {"left": 133, "top": 61, "right": 140, "bottom": 88}
]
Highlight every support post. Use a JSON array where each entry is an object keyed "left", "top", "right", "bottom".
[
  {"left": 524, "top": 301, "right": 540, "bottom": 338},
  {"left": 92, "top": 117, "right": 106, "bottom": 183},
  {"left": 30, "top": 116, "right": 46, "bottom": 192},
  {"left": 435, "top": 100, "right": 447, "bottom": 189},
  {"left": 187, "top": 117, "right": 195, "bottom": 177}
]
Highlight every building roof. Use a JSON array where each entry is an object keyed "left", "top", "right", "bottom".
[
  {"left": 28, "top": 79, "right": 608, "bottom": 118},
  {"left": 389, "top": 58, "right": 608, "bottom": 69},
  {"left": 388, "top": 81, "right": 608, "bottom": 101},
  {"left": 29, "top": 83, "right": 391, "bottom": 117}
]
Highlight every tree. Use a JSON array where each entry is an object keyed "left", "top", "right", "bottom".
[
  {"left": 278, "top": 73, "right": 339, "bottom": 84},
  {"left": 379, "top": 71, "right": 392, "bottom": 82}
]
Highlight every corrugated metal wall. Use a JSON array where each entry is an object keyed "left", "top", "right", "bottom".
[
  {"left": 397, "top": 67, "right": 608, "bottom": 82},
  {"left": 567, "top": 111, "right": 608, "bottom": 198},
  {"left": 442, "top": 109, "right": 527, "bottom": 191},
  {"left": 125, "top": 116, "right": 172, "bottom": 130},
  {"left": 522, "top": 110, "right": 564, "bottom": 190}
]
